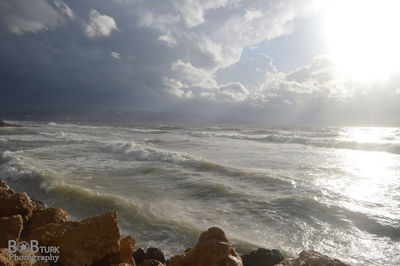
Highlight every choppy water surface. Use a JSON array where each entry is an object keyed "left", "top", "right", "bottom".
[{"left": 1, "top": 122, "right": 400, "bottom": 265}]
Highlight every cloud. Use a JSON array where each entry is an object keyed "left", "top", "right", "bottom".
[
  {"left": 158, "top": 31, "right": 177, "bottom": 47},
  {"left": 110, "top": 51, "right": 120, "bottom": 59},
  {"left": 84, "top": 9, "right": 118, "bottom": 39},
  {"left": 0, "top": 0, "right": 74, "bottom": 35}
]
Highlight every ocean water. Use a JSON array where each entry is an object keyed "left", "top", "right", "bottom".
[{"left": 1, "top": 121, "right": 400, "bottom": 265}]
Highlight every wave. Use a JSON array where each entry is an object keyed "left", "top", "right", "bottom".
[
  {"left": 188, "top": 131, "right": 400, "bottom": 155},
  {"left": 104, "top": 141, "right": 252, "bottom": 176},
  {"left": 0, "top": 150, "right": 44, "bottom": 181},
  {"left": 126, "top": 128, "right": 168, "bottom": 134}
]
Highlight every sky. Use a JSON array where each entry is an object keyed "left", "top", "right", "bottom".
[{"left": 1, "top": 0, "right": 400, "bottom": 125}]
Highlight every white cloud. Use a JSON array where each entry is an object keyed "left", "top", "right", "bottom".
[
  {"left": 0, "top": 0, "right": 74, "bottom": 35},
  {"left": 244, "top": 10, "right": 263, "bottom": 21},
  {"left": 172, "top": 0, "right": 231, "bottom": 28},
  {"left": 158, "top": 31, "right": 177, "bottom": 47},
  {"left": 396, "top": 88, "right": 400, "bottom": 95},
  {"left": 110, "top": 51, "right": 120, "bottom": 59},
  {"left": 84, "top": 9, "right": 119, "bottom": 39}
]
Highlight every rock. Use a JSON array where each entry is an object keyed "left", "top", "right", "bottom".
[
  {"left": 133, "top": 247, "right": 165, "bottom": 265},
  {"left": 134, "top": 248, "right": 146, "bottom": 264},
  {"left": 94, "top": 235, "right": 136, "bottom": 266},
  {"left": 23, "top": 208, "right": 70, "bottom": 239},
  {"left": 0, "top": 120, "right": 21, "bottom": 127},
  {"left": 138, "top": 259, "right": 165, "bottom": 266},
  {"left": 146, "top": 247, "right": 165, "bottom": 264},
  {"left": 241, "top": 248, "right": 284, "bottom": 266},
  {"left": 169, "top": 227, "right": 243, "bottom": 266},
  {"left": 27, "top": 211, "right": 121, "bottom": 266},
  {"left": 0, "top": 179, "right": 37, "bottom": 224},
  {"left": 0, "top": 248, "right": 50, "bottom": 266},
  {"left": 277, "top": 250, "right": 349, "bottom": 266},
  {"left": 0, "top": 215, "right": 23, "bottom": 248}
]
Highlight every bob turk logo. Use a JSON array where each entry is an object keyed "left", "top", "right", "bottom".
[{"left": 8, "top": 240, "right": 60, "bottom": 263}]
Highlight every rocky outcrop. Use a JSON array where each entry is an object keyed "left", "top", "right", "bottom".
[
  {"left": 0, "top": 179, "right": 37, "bottom": 224},
  {"left": 0, "top": 215, "right": 23, "bottom": 248},
  {"left": 242, "top": 248, "right": 284, "bottom": 266},
  {"left": 0, "top": 248, "right": 50, "bottom": 266},
  {"left": 133, "top": 248, "right": 146, "bottom": 264},
  {"left": 277, "top": 250, "right": 349, "bottom": 266},
  {"left": 94, "top": 235, "right": 136, "bottom": 266},
  {"left": 169, "top": 227, "right": 243, "bottom": 266},
  {"left": 133, "top": 247, "right": 166, "bottom": 266},
  {"left": 22, "top": 207, "right": 69, "bottom": 240},
  {"left": 0, "top": 179, "right": 136, "bottom": 266},
  {"left": 26, "top": 211, "right": 122, "bottom": 266}
]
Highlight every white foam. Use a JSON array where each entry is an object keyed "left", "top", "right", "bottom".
[
  {"left": 106, "top": 141, "right": 203, "bottom": 165},
  {"left": 0, "top": 151, "right": 43, "bottom": 181}
]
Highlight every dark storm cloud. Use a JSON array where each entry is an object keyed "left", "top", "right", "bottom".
[{"left": 1, "top": 0, "right": 400, "bottom": 125}]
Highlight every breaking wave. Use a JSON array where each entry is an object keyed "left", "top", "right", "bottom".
[{"left": 189, "top": 131, "right": 400, "bottom": 154}]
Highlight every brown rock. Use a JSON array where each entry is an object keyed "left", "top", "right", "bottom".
[
  {"left": 277, "top": 250, "right": 349, "bottom": 266},
  {"left": 0, "top": 215, "right": 23, "bottom": 248},
  {"left": 0, "top": 248, "right": 51, "bottom": 266},
  {"left": 23, "top": 208, "right": 69, "bottom": 239},
  {"left": 0, "top": 179, "right": 37, "bottom": 224},
  {"left": 169, "top": 227, "right": 243, "bottom": 266},
  {"left": 138, "top": 259, "right": 165, "bottom": 266},
  {"left": 27, "top": 211, "right": 121, "bottom": 266},
  {"left": 95, "top": 235, "right": 136, "bottom": 266}
]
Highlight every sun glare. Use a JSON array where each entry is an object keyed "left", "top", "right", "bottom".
[{"left": 324, "top": 0, "right": 400, "bottom": 80}]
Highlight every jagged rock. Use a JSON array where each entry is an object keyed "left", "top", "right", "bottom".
[
  {"left": 277, "top": 250, "right": 349, "bottom": 266},
  {"left": 27, "top": 211, "right": 121, "bottom": 266},
  {"left": 134, "top": 248, "right": 146, "bottom": 264},
  {"left": 23, "top": 208, "right": 70, "bottom": 239},
  {"left": 94, "top": 235, "right": 136, "bottom": 266},
  {"left": 169, "top": 227, "right": 243, "bottom": 266},
  {"left": 145, "top": 247, "right": 165, "bottom": 264},
  {"left": 0, "top": 179, "right": 37, "bottom": 224},
  {"left": 138, "top": 259, "right": 165, "bottom": 266},
  {"left": 242, "top": 248, "right": 284, "bottom": 266},
  {"left": 0, "top": 215, "right": 23, "bottom": 248}
]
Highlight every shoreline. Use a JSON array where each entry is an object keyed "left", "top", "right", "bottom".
[{"left": 0, "top": 178, "right": 349, "bottom": 266}]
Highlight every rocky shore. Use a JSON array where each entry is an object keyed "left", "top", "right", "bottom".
[{"left": 0, "top": 178, "right": 349, "bottom": 266}]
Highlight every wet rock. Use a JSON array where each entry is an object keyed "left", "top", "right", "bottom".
[
  {"left": 277, "top": 250, "right": 349, "bottom": 266},
  {"left": 134, "top": 248, "right": 146, "bottom": 264},
  {"left": 241, "top": 248, "right": 284, "bottom": 266},
  {"left": 169, "top": 227, "right": 243, "bottom": 266},
  {"left": 0, "top": 179, "right": 37, "bottom": 224},
  {"left": 138, "top": 259, "right": 165, "bottom": 266},
  {"left": 146, "top": 247, "right": 165, "bottom": 264},
  {"left": 27, "top": 211, "right": 121, "bottom": 266},
  {"left": 0, "top": 215, "right": 23, "bottom": 248}
]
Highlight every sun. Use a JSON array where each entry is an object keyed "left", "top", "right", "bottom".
[{"left": 324, "top": 0, "right": 400, "bottom": 80}]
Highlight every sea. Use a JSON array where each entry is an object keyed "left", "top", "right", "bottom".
[{"left": 1, "top": 121, "right": 399, "bottom": 265}]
